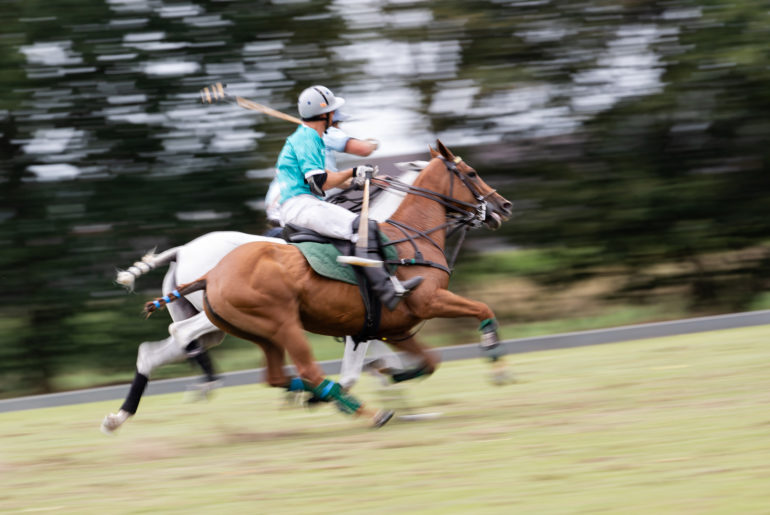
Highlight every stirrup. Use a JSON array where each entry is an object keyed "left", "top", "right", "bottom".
[{"left": 390, "top": 275, "right": 423, "bottom": 296}]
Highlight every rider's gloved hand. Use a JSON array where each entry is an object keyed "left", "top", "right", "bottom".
[{"left": 353, "top": 164, "right": 379, "bottom": 187}]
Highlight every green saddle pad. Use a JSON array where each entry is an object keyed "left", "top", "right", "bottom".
[{"left": 290, "top": 239, "right": 398, "bottom": 285}]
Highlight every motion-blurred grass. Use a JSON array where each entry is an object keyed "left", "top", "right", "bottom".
[
  {"left": 10, "top": 244, "right": 769, "bottom": 396},
  {"left": 1, "top": 326, "right": 768, "bottom": 513}
]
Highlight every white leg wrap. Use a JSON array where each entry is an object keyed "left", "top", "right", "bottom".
[
  {"left": 136, "top": 336, "right": 186, "bottom": 376},
  {"left": 197, "top": 330, "right": 225, "bottom": 350},
  {"left": 169, "top": 311, "right": 219, "bottom": 350},
  {"left": 339, "top": 337, "right": 371, "bottom": 390},
  {"left": 368, "top": 340, "right": 407, "bottom": 371}
]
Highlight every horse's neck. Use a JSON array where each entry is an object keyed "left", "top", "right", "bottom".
[
  {"left": 368, "top": 169, "right": 419, "bottom": 222},
  {"left": 385, "top": 158, "right": 449, "bottom": 249}
]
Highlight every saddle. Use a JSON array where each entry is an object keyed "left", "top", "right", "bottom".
[
  {"left": 282, "top": 224, "right": 397, "bottom": 343},
  {"left": 325, "top": 163, "right": 427, "bottom": 212},
  {"left": 325, "top": 179, "right": 387, "bottom": 213}
]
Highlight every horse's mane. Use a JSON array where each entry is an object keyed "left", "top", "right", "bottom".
[{"left": 326, "top": 161, "right": 425, "bottom": 222}]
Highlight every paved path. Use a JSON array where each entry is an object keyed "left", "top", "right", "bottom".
[{"left": 1, "top": 310, "right": 767, "bottom": 413}]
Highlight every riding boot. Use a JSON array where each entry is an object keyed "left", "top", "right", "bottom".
[{"left": 354, "top": 220, "right": 423, "bottom": 311}]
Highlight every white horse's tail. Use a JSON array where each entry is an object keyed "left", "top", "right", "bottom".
[{"left": 115, "top": 247, "right": 180, "bottom": 291}]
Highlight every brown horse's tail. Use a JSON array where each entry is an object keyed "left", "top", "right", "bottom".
[{"left": 143, "top": 277, "right": 207, "bottom": 317}]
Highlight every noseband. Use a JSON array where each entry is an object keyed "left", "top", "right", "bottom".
[{"left": 443, "top": 156, "right": 499, "bottom": 228}]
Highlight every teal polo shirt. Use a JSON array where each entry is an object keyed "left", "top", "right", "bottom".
[{"left": 275, "top": 125, "right": 326, "bottom": 203}]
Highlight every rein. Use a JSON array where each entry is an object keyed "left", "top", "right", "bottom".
[{"left": 377, "top": 156, "right": 489, "bottom": 274}]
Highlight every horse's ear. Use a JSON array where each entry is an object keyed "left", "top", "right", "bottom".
[
  {"left": 429, "top": 145, "right": 440, "bottom": 158},
  {"left": 436, "top": 139, "right": 454, "bottom": 160}
]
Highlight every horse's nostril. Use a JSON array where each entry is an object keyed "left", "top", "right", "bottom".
[{"left": 502, "top": 201, "right": 512, "bottom": 213}]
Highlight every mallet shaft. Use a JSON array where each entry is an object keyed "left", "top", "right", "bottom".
[
  {"left": 200, "top": 83, "right": 303, "bottom": 125},
  {"left": 357, "top": 177, "right": 370, "bottom": 249},
  {"left": 235, "top": 97, "right": 303, "bottom": 125}
]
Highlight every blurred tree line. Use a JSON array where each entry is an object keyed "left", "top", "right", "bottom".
[{"left": 1, "top": 0, "right": 768, "bottom": 396}]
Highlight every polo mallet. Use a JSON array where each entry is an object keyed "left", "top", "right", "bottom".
[
  {"left": 337, "top": 168, "right": 382, "bottom": 267},
  {"left": 200, "top": 82, "right": 303, "bottom": 125}
]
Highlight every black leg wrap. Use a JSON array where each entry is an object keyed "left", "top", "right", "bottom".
[
  {"left": 390, "top": 364, "right": 431, "bottom": 383},
  {"left": 120, "top": 371, "right": 149, "bottom": 415},
  {"left": 184, "top": 340, "right": 203, "bottom": 357},
  {"left": 191, "top": 349, "right": 217, "bottom": 382}
]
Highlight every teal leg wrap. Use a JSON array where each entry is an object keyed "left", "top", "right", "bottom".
[
  {"left": 479, "top": 318, "right": 502, "bottom": 362},
  {"left": 285, "top": 376, "right": 305, "bottom": 392},
  {"left": 479, "top": 318, "right": 498, "bottom": 332},
  {"left": 312, "top": 379, "right": 362, "bottom": 415},
  {"left": 284, "top": 377, "right": 324, "bottom": 407}
]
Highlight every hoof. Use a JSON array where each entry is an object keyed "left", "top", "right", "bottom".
[
  {"left": 371, "top": 409, "right": 394, "bottom": 429},
  {"left": 101, "top": 410, "right": 130, "bottom": 435},
  {"left": 100, "top": 414, "right": 122, "bottom": 435},
  {"left": 489, "top": 366, "right": 515, "bottom": 386},
  {"left": 185, "top": 379, "right": 222, "bottom": 402}
]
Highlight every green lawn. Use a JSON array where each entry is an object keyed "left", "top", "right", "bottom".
[{"left": 1, "top": 325, "right": 769, "bottom": 514}]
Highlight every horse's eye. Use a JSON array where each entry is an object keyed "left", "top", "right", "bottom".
[{"left": 467, "top": 171, "right": 477, "bottom": 178}]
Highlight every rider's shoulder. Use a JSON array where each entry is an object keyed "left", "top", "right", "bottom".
[{"left": 324, "top": 126, "right": 349, "bottom": 150}]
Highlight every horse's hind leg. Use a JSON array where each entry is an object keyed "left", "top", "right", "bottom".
[
  {"left": 102, "top": 316, "right": 225, "bottom": 434},
  {"left": 384, "top": 335, "right": 441, "bottom": 383},
  {"left": 184, "top": 331, "right": 226, "bottom": 400},
  {"left": 166, "top": 265, "right": 221, "bottom": 389},
  {"left": 189, "top": 346, "right": 217, "bottom": 382},
  {"left": 101, "top": 335, "right": 187, "bottom": 434}
]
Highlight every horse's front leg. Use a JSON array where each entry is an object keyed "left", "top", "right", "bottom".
[
  {"left": 408, "top": 289, "right": 512, "bottom": 383},
  {"left": 269, "top": 322, "right": 390, "bottom": 427}
]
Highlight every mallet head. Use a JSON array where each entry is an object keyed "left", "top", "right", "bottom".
[{"left": 200, "top": 82, "right": 227, "bottom": 104}]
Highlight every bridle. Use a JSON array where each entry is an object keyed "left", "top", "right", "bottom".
[{"left": 375, "top": 155, "right": 498, "bottom": 274}]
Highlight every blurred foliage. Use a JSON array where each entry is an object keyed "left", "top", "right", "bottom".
[{"left": 1, "top": 0, "right": 769, "bottom": 396}]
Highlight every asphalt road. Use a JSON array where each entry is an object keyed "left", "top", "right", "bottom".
[{"left": 1, "top": 309, "right": 767, "bottom": 413}]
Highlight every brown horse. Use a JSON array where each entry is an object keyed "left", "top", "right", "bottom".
[{"left": 146, "top": 140, "right": 512, "bottom": 427}]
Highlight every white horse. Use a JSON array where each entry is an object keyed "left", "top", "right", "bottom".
[{"left": 101, "top": 165, "right": 425, "bottom": 434}]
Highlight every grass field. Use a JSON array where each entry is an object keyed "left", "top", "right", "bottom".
[{"left": 1, "top": 325, "right": 769, "bottom": 514}]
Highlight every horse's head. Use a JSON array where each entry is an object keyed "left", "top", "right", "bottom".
[{"left": 429, "top": 140, "right": 513, "bottom": 230}]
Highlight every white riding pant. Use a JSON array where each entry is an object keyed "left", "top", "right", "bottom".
[
  {"left": 339, "top": 337, "right": 414, "bottom": 390},
  {"left": 280, "top": 194, "right": 357, "bottom": 242}
]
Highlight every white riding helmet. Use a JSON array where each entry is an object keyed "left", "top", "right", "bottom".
[{"left": 297, "top": 85, "right": 345, "bottom": 119}]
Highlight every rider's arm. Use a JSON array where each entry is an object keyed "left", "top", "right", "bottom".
[
  {"left": 321, "top": 168, "right": 354, "bottom": 190},
  {"left": 343, "top": 138, "right": 377, "bottom": 157}
]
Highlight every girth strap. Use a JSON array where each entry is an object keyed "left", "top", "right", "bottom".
[
  {"left": 349, "top": 265, "right": 382, "bottom": 345},
  {"left": 283, "top": 222, "right": 387, "bottom": 342},
  {"left": 348, "top": 217, "right": 383, "bottom": 344}
]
